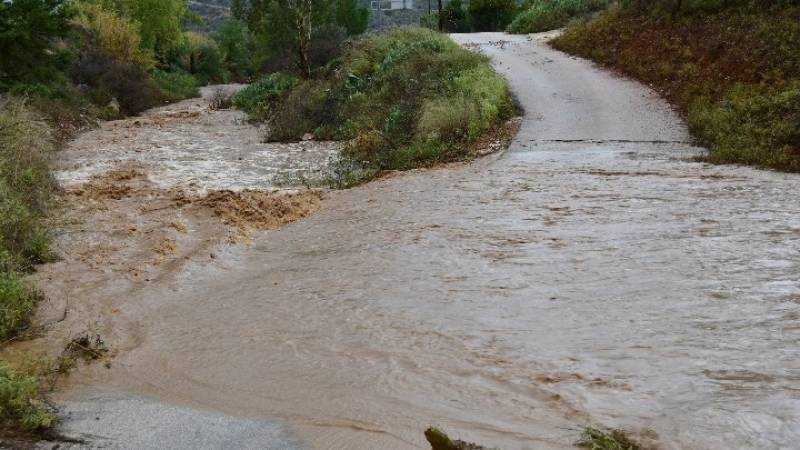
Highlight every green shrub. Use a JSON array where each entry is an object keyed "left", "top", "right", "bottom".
[
  {"left": 151, "top": 69, "right": 200, "bottom": 102},
  {"left": 213, "top": 18, "right": 254, "bottom": 80},
  {"left": 231, "top": 72, "right": 299, "bottom": 120},
  {"left": 0, "top": 272, "right": 38, "bottom": 342},
  {"left": 442, "top": 0, "right": 470, "bottom": 32},
  {"left": 0, "top": 361, "right": 55, "bottom": 431},
  {"left": 467, "top": 0, "right": 518, "bottom": 31},
  {"left": 689, "top": 82, "right": 800, "bottom": 170},
  {"left": 508, "top": 0, "right": 611, "bottom": 33},
  {"left": 260, "top": 28, "right": 515, "bottom": 174},
  {"left": 0, "top": 99, "right": 54, "bottom": 271},
  {"left": 0, "top": 99, "right": 53, "bottom": 342},
  {"left": 0, "top": 0, "right": 72, "bottom": 83},
  {"left": 169, "top": 32, "right": 230, "bottom": 85},
  {"left": 335, "top": 0, "right": 370, "bottom": 36}
]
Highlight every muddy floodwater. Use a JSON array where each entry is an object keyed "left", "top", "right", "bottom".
[{"left": 44, "top": 33, "right": 800, "bottom": 449}]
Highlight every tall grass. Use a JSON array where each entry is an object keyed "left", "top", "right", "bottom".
[
  {"left": 0, "top": 98, "right": 56, "bottom": 434},
  {"left": 507, "top": 0, "right": 611, "bottom": 33},
  {"left": 0, "top": 361, "right": 55, "bottom": 431}
]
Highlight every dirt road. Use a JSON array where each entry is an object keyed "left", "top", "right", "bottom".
[{"left": 41, "top": 33, "right": 800, "bottom": 449}]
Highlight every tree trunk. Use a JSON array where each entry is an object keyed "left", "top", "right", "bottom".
[
  {"left": 296, "top": 0, "right": 312, "bottom": 78},
  {"left": 437, "top": 0, "right": 443, "bottom": 31}
]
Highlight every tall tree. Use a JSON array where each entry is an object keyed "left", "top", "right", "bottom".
[
  {"left": 231, "top": 0, "right": 246, "bottom": 20},
  {"left": 334, "top": 0, "right": 368, "bottom": 36},
  {"left": 0, "top": 0, "right": 72, "bottom": 82},
  {"left": 256, "top": 0, "right": 334, "bottom": 78},
  {"left": 120, "top": 0, "right": 188, "bottom": 58}
]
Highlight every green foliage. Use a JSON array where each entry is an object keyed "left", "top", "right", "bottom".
[
  {"left": 168, "top": 32, "right": 229, "bottom": 84},
  {"left": 247, "top": 0, "right": 351, "bottom": 76},
  {"left": 0, "top": 0, "right": 73, "bottom": 84},
  {"left": 231, "top": 72, "right": 298, "bottom": 120},
  {"left": 0, "top": 99, "right": 54, "bottom": 272},
  {"left": 0, "top": 272, "right": 38, "bottom": 342},
  {"left": 251, "top": 28, "right": 515, "bottom": 176},
  {"left": 689, "top": 82, "right": 800, "bottom": 170},
  {"left": 73, "top": 1, "right": 156, "bottom": 70},
  {"left": 151, "top": 69, "right": 200, "bottom": 102},
  {"left": 442, "top": 0, "right": 469, "bottom": 32},
  {"left": 552, "top": 2, "right": 800, "bottom": 171},
  {"left": 420, "top": 12, "right": 439, "bottom": 29},
  {"left": 0, "top": 361, "right": 55, "bottom": 431},
  {"left": 577, "top": 427, "right": 641, "bottom": 450},
  {"left": 467, "top": 0, "right": 518, "bottom": 31},
  {"left": 508, "top": 0, "right": 611, "bottom": 33},
  {"left": 0, "top": 99, "right": 54, "bottom": 342},
  {"left": 119, "top": 0, "right": 188, "bottom": 59},
  {"left": 335, "top": 0, "right": 369, "bottom": 36},
  {"left": 213, "top": 18, "right": 254, "bottom": 80}
]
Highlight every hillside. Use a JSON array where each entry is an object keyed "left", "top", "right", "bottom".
[{"left": 188, "top": 0, "right": 231, "bottom": 31}]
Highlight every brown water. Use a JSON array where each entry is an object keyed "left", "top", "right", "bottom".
[{"left": 56, "top": 33, "right": 800, "bottom": 449}]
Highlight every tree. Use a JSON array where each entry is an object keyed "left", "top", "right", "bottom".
[
  {"left": 334, "top": 0, "right": 369, "bottom": 36},
  {"left": 213, "top": 18, "right": 253, "bottom": 79},
  {"left": 231, "top": 0, "right": 246, "bottom": 20},
  {"left": 467, "top": 0, "right": 517, "bottom": 31},
  {"left": 120, "top": 0, "right": 188, "bottom": 59},
  {"left": 441, "top": 0, "right": 468, "bottom": 32},
  {"left": 255, "top": 0, "right": 335, "bottom": 78},
  {"left": 0, "top": 0, "right": 72, "bottom": 83}
]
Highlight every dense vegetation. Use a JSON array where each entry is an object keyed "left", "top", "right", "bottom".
[
  {"left": 235, "top": 28, "right": 516, "bottom": 185},
  {"left": 507, "top": 0, "right": 611, "bottom": 33},
  {"left": 427, "top": 0, "right": 519, "bottom": 32},
  {"left": 0, "top": 0, "right": 254, "bottom": 435},
  {"left": 552, "top": 0, "right": 800, "bottom": 171},
  {"left": 234, "top": 0, "right": 369, "bottom": 77}
]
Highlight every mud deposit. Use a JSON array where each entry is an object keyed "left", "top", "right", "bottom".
[{"left": 24, "top": 35, "right": 800, "bottom": 450}]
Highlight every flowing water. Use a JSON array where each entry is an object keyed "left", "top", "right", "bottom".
[{"left": 51, "top": 33, "right": 800, "bottom": 449}]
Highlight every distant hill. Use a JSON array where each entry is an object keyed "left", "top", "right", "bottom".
[{"left": 188, "top": 0, "right": 232, "bottom": 32}]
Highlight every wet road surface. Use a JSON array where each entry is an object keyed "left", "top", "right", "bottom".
[{"left": 51, "top": 33, "right": 800, "bottom": 449}]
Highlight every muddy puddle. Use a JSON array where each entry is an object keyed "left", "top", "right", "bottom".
[{"left": 27, "top": 35, "right": 800, "bottom": 450}]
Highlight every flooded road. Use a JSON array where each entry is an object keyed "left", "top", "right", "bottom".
[{"left": 51, "top": 33, "right": 800, "bottom": 449}]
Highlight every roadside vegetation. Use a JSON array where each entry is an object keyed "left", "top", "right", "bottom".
[
  {"left": 577, "top": 427, "right": 642, "bottom": 450},
  {"left": 423, "top": 0, "right": 519, "bottom": 33},
  {"left": 507, "top": 0, "right": 611, "bottom": 33},
  {"left": 551, "top": 0, "right": 800, "bottom": 171},
  {"left": 0, "top": 0, "right": 254, "bottom": 437},
  {"left": 234, "top": 28, "right": 516, "bottom": 185}
]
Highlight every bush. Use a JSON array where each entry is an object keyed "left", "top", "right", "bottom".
[
  {"left": 231, "top": 72, "right": 299, "bottom": 120},
  {"left": 259, "top": 28, "right": 516, "bottom": 173},
  {"left": 689, "top": 82, "right": 800, "bottom": 170},
  {"left": 0, "top": 99, "right": 54, "bottom": 342},
  {"left": 213, "top": 18, "right": 254, "bottom": 80},
  {"left": 0, "top": 99, "right": 54, "bottom": 271},
  {"left": 467, "top": 0, "right": 518, "bottom": 31},
  {"left": 508, "top": 0, "right": 611, "bottom": 33},
  {"left": 71, "top": 47, "right": 157, "bottom": 116},
  {"left": 0, "top": 361, "right": 55, "bottom": 431},
  {"left": 0, "top": 0, "right": 72, "bottom": 83},
  {"left": 151, "top": 69, "right": 200, "bottom": 102},
  {"left": 170, "top": 32, "right": 230, "bottom": 85},
  {"left": 0, "top": 273, "right": 38, "bottom": 342},
  {"left": 335, "top": 0, "right": 370, "bottom": 36},
  {"left": 72, "top": 2, "right": 155, "bottom": 71}
]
